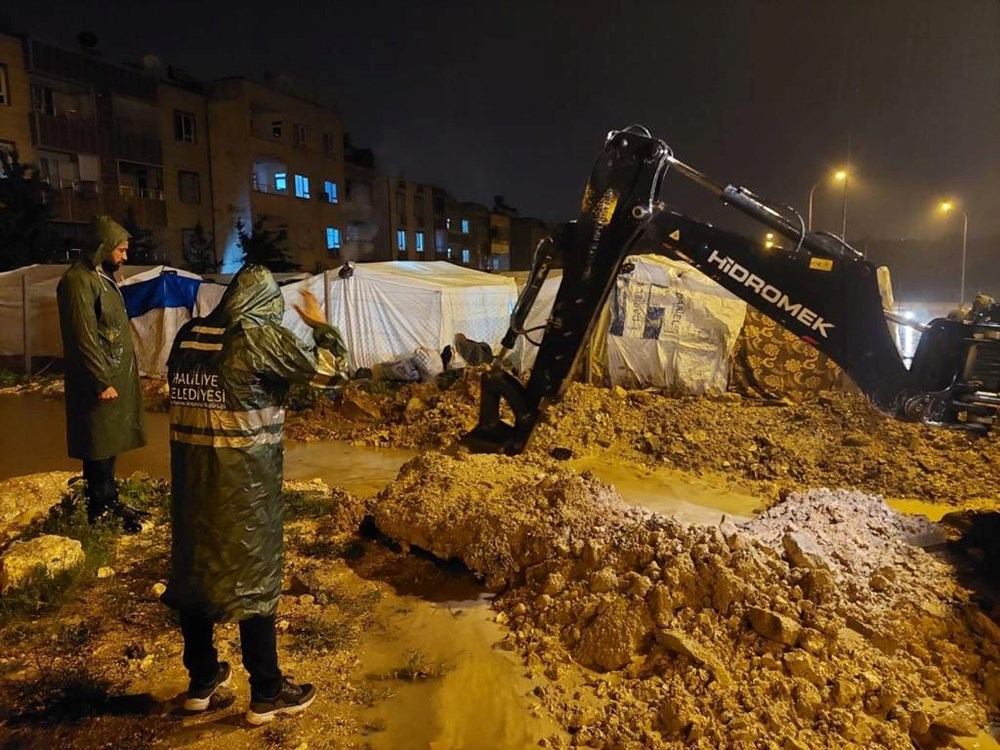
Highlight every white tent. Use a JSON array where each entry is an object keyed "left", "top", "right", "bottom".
[
  {"left": 328, "top": 261, "right": 518, "bottom": 370},
  {"left": 607, "top": 254, "right": 747, "bottom": 393}
]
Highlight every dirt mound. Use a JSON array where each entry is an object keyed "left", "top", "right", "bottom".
[
  {"left": 373, "top": 452, "right": 1000, "bottom": 748},
  {"left": 289, "top": 378, "right": 998, "bottom": 506}
]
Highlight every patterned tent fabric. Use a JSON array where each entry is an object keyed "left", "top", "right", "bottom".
[{"left": 729, "top": 308, "right": 843, "bottom": 400}]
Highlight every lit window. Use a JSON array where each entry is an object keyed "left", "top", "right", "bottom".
[
  {"left": 326, "top": 227, "right": 341, "bottom": 251},
  {"left": 461, "top": 219, "right": 469, "bottom": 234},
  {"left": 294, "top": 174, "right": 310, "bottom": 199},
  {"left": 462, "top": 248, "right": 470, "bottom": 264},
  {"left": 324, "top": 181, "right": 338, "bottom": 203},
  {"left": 272, "top": 121, "right": 283, "bottom": 138},
  {"left": 397, "top": 229, "right": 406, "bottom": 252},
  {"left": 415, "top": 232, "right": 424, "bottom": 253},
  {"left": 274, "top": 172, "right": 287, "bottom": 192},
  {"left": 445, "top": 218, "right": 451, "bottom": 229},
  {"left": 447, "top": 247, "right": 453, "bottom": 259},
  {"left": 174, "top": 111, "right": 196, "bottom": 143},
  {"left": 0, "top": 65, "right": 11, "bottom": 107}
]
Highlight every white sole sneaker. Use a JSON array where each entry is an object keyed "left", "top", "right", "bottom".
[
  {"left": 245, "top": 689, "right": 317, "bottom": 726},
  {"left": 183, "top": 669, "right": 232, "bottom": 711}
]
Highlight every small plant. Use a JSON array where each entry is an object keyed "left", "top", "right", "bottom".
[
  {"left": 289, "top": 615, "right": 354, "bottom": 654},
  {"left": 353, "top": 681, "right": 396, "bottom": 708},
  {"left": 390, "top": 648, "right": 450, "bottom": 682},
  {"left": 283, "top": 488, "right": 333, "bottom": 520}
]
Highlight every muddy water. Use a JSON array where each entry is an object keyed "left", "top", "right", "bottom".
[{"left": 354, "top": 590, "right": 560, "bottom": 749}]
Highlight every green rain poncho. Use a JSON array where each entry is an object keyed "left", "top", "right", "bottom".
[
  {"left": 56, "top": 216, "right": 146, "bottom": 460},
  {"left": 163, "top": 264, "right": 349, "bottom": 622}
]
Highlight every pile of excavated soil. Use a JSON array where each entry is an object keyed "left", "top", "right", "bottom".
[
  {"left": 288, "top": 376, "right": 998, "bottom": 506},
  {"left": 373, "top": 452, "right": 1000, "bottom": 749}
]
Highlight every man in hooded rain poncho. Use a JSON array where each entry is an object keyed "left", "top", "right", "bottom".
[
  {"left": 56, "top": 215, "right": 148, "bottom": 533},
  {"left": 162, "top": 263, "right": 349, "bottom": 725}
]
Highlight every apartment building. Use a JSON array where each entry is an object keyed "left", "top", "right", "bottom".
[
  {"left": 0, "top": 33, "right": 33, "bottom": 164},
  {"left": 342, "top": 140, "right": 379, "bottom": 263},
  {"left": 375, "top": 176, "right": 435, "bottom": 262},
  {"left": 207, "top": 77, "right": 346, "bottom": 273},
  {"left": 0, "top": 32, "right": 215, "bottom": 266}
]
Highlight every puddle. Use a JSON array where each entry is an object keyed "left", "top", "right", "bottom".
[{"left": 353, "top": 592, "right": 558, "bottom": 749}]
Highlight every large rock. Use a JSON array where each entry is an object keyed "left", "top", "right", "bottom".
[
  {"left": 0, "top": 472, "right": 76, "bottom": 546},
  {"left": 748, "top": 606, "right": 801, "bottom": 646},
  {"left": 573, "top": 599, "right": 652, "bottom": 672},
  {"left": 656, "top": 628, "right": 732, "bottom": 687},
  {"left": 0, "top": 534, "right": 85, "bottom": 593},
  {"left": 782, "top": 531, "right": 830, "bottom": 571}
]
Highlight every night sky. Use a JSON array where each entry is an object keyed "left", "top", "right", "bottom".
[{"left": 6, "top": 0, "right": 999, "bottom": 241}]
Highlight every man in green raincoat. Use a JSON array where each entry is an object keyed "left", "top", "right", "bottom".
[
  {"left": 56, "top": 215, "right": 148, "bottom": 534},
  {"left": 163, "top": 264, "right": 349, "bottom": 725}
]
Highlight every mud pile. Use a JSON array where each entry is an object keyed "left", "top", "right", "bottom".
[
  {"left": 373, "top": 452, "right": 1000, "bottom": 749},
  {"left": 289, "top": 378, "right": 998, "bottom": 506}
]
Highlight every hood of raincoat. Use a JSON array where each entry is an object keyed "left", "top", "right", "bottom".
[
  {"left": 217, "top": 263, "right": 285, "bottom": 326},
  {"left": 86, "top": 215, "right": 132, "bottom": 267}
]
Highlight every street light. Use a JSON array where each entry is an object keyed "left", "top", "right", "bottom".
[
  {"left": 940, "top": 200, "right": 969, "bottom": 305},
  {"left": 807, "top": 169, "right": 848, "bottom": 231}
]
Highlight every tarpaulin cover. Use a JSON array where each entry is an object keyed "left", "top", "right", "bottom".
[{"left": 606, "top": 254, "right": 747, "bottom": 393}]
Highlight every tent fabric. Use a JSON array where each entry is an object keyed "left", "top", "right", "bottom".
[
  {"left": 328, "top": 261, "right": 517, "bottom": 370},
  {"left": 120, "top": 268, "right": 201, "bottom": 319},
  {"left": 606, "top": 255, "right": 747, "bottom": 393}
]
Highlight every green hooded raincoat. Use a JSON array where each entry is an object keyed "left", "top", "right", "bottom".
[
  {"left": 56, "top": 216, "right": 146, "bottom": 461},
  {"left": 163, "top": 265, "right": 349, "bottom": 622}
]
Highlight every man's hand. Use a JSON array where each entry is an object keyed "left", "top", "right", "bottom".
[
  {"left": 294, "top": 290, "right": 326, "bottom": 329},
  {"left": 99, "top": 386, "right": 119, "bottom": 401}
]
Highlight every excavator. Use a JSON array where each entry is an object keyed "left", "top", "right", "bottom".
[{"left": 462, "top": 126, "right": 1000, "bottom": 455}]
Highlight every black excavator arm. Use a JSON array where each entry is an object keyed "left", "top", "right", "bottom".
[{"left": 462, "top": 126, "right": 1000, "bottom": 455}]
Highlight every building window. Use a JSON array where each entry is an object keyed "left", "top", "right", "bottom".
[
  {"left": 462, "top": 248, "right": 470, "bottom": 264},
  {"left": 178, "top": 171, "right": 201, "bottom": 204},
  {"left": 323, "top": 180, "right": 338, "bottom": 203},
  {"left": 0, "top": 140, "right": 14, "bottom": 175},
  {"left": 321, "top": 132, "right": 335, "bottom": 157},
  {"left": 447, "top": 247, "right": 453, "bottom": 259},
  {"left": 415, "top": 231, "right": 424, "bottom": 253},
  {"left": 397, "top": 229, "right": 406, "bottom": 252},
  {"left": 174, "top": 110, "right": 196, "bottom": 143},
  {"left": 0, "top": 66, "right": 9, "bottom": 106},
  {"left": 274, "top": 172, "right": 287, "bottom": 192},
  {"left": 293, "top": 123, "right": 307, "bottom": 149},
  {"left": 396, "top": 192, "right": 406, "bottom": 221},
  {"left": 31, "top": 84, "right": 55, "bottom": 115},
  {"left": 294, "top": 174, "right": 310, "bottom": 199},
  {"left": 446, "top": 218, "right": 451, "bottom": 230},
  {"left": 461, "top": 219, "right": 469, "bottom": 234},
  {"left": 326, "top": 227, "right": 341, "bottom": 252},
  {"left": 271, "top": 120, "right": 283, "bottom": 138}
]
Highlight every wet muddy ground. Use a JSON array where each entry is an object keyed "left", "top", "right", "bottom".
[{"left": 1, "top": 381, "right": 998, "bottom": 749}]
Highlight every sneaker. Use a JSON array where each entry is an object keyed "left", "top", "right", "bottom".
[
  {"left": 184, "top": 662, "right": 232, "bottom": 711},
  {"left": 245, "top": 678, "right": 317, "bottom": 726}
]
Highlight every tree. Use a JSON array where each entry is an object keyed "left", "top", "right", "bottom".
[
  {"left": 120, "top": 206, "right": 161, "bottom": 265},
  {"left": 235, "top": 216, "right": 299, "bottom": 272},
  {"left": 183, "top": 221, "right": 217, "bottom": 274},
  {"left": 0, "top": 150, "right": 55, "bottom": 271}
]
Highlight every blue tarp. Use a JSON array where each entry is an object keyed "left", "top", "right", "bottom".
[{"left": 122, "top": 271, "right": 201, "bottom": 319}]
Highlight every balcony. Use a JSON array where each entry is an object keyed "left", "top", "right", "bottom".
[
  {"left": 113, "top": 128, "right": 162, "bottom": 166},
  {"left": 45, "top": 181, "right": 104, "bottom": 224},
  {"left": 105, "top": 185, "right": 167, "bottom": 227},
  {"left": 30, "top": 112, "right": 99, "bottom": 153}
]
